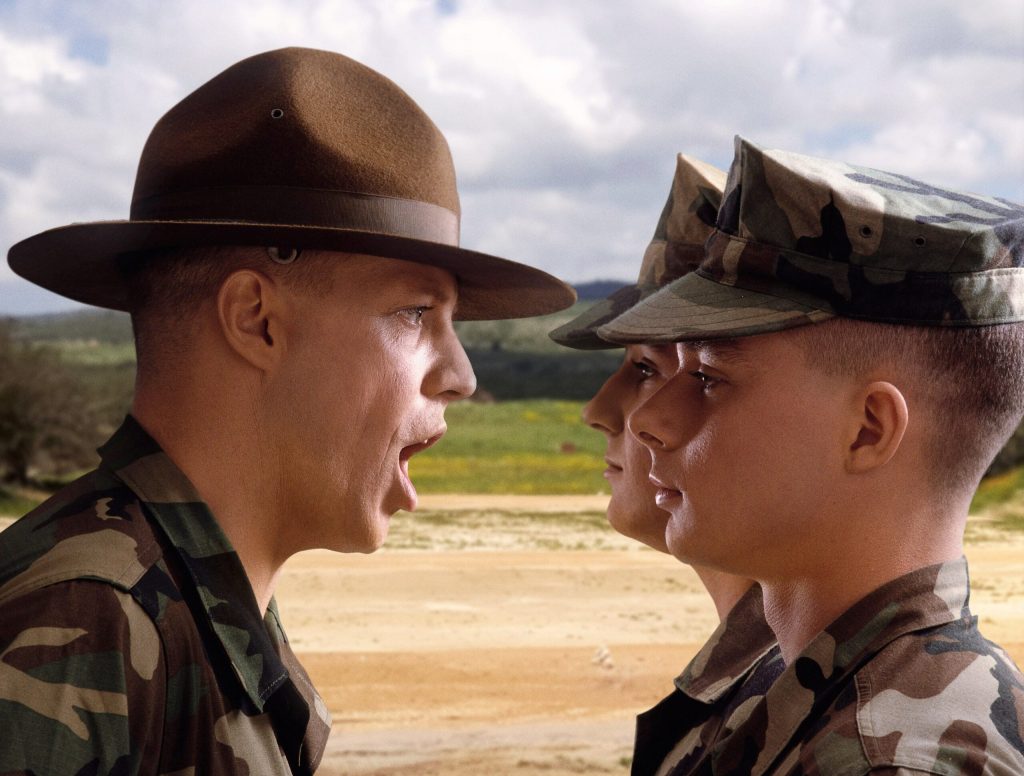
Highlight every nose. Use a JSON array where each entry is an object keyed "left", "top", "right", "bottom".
[
  {"left": 582, "top": 371, "right": 625, "bottom": 436},
  {"left": 627, "top": 373, "right": 685, "bottom": 450},
  {"left": 432, "top": 324, "right": 477, "bottom": 401}
]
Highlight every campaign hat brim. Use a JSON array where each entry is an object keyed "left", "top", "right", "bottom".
[{"left": 8, "top": 219, "right": 576, "bottom": 321}]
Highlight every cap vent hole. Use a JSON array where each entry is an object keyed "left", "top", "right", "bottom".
[
  {"left": 859, "top": 225, "right": 873, "bottom": 238},
  {"left": 270, "top": 108, "right": 285, "bottom": 119},
  {"left": 913, "top": 236, "right": 926, "bottom": 247}
]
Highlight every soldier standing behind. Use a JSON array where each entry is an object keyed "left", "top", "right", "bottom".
[
  {"left": 549, "top": 154, "right": 779, "bottom": 775},
  {"left": 600, "top": 137, "right": 1024, "bottom": 774},
  {"left": 0, "top": 48, "right": 574, "bottom": 774}
]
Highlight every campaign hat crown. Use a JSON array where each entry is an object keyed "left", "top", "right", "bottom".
[
  {"left": 548, "top": 154, "right": 726, "bottom": 349},
  {"left": 599, "top": 136, "right": 1024, "bottom": 343},
  {"left": 8, "top": 47, "right": 575, "bottom": 320}
]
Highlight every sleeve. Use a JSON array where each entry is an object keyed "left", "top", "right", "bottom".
[{"left": 0, "top": 580, "right": 165, "bottom": 776}]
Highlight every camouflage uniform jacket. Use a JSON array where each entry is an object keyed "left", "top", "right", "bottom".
[
  {"left": 0, "top": 416, "right": 332, "bottom": 775},
  {"left": 633, "top": 584, "right": 783, "bottom": 776},
  {"left": 658, "top": 558, "right": 1024, "bottom": 775}
]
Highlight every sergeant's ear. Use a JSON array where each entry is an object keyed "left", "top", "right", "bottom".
[
  {"left": 217, "top": 269, "right": 284, "bottom": 372},
  {"left": 845, "top": 381, "right": 908, "bottom": 474}
]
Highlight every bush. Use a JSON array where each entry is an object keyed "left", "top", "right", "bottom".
[{"left": 0, "top": 322, "right": 108, "bottom": 483}]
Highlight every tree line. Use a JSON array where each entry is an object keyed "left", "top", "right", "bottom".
[{"left": 2, "top": 311, "right": 1024, "bottom": 487}]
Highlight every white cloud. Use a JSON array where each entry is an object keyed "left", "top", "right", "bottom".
[{"left": 0, "top": 0, "right": 1021, "bottom": 312}]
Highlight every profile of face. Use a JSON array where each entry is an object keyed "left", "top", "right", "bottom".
[
  {"left": 264, "top": 254, "right": 476, "bottom": 554},
  {"left": 628, "top": 334, "right": 848, "bottom": 576},
  {"left": 582, "top": 343, "right": 679, "bottom": 551}
]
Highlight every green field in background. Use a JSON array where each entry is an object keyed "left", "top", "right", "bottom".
[{"left": 411, "top": 399, "right": 609, "bottom": 494}]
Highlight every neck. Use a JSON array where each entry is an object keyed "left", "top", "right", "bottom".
[
  {"left": 133, "top": 369, "right": 289, "bottom": 615},
  {"left": 692, "top": 565, "right": 755, "bottom": 622},
  {"left": 759, "top": 503, "right": 966, "bottom": 663}
]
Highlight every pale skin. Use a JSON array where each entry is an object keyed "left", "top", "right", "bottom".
[
  {"left": 582, "top": 343, "right": 753, "bottom": 621},
  {"left": 628, "top": 333, "right": 967, "bottom": 662},
  {"left": 133, "top": 251, "right": 476, "bottom": 613}
]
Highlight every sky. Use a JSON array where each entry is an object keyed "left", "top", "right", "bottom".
[{"left": 1, "top": 0, "right": 1022, "bottom": 315}]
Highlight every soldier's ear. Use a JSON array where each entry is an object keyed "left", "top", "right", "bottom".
[
  {"left": 217, "top": 269, "right": 283, "bottom": 372},
  {"left": 844, "top": 381, "right": 908, "bottom": 474}
]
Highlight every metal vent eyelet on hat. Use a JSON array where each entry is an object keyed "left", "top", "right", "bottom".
[
  {"left": 859, "top": 225, "right": 873, "bottom": 238},
  {"left": 270, "top": 108, "right": 285, "bottom": 119},
  {"left": 913, "top": 236, "right": 926, "bottom": 247},
  {"left": 267, "top": 246, "right": 300, "bottom": 264}
]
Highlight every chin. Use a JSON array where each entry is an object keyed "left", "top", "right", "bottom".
[{"left": 607, "top": 510, "right": 669, "bottom": 554}]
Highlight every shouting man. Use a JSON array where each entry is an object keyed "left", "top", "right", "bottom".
[{"left": 0, "top": 48, "right": 573, "bottom": 774}]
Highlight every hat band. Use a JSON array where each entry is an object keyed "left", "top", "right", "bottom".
[
  {"left": 130, "top": 186, "right": 460, "bottom": 246},
  {"left": 702, "top": 230, "right": 1024, "bottom": 325}
]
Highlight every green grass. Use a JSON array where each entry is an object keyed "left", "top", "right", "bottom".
[
  {"left": 411, "top": 399, "right": 608, "bottom": 494},
  {"left": 971, "top": 465, "right": 1024, "bottom": 531}
]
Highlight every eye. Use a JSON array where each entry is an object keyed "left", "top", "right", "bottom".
[
  {"left": 398, "top": 306, "right": 430, "bottom": 326},
  {"left": 631, "top": 360, "right": 656, "bottom": 382},
  {"left": 689, "top": 370, "right": 718, "bottom": 394}
]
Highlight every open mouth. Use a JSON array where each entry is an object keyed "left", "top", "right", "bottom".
[
  {"left": 395, "top": 430, "right": 446, "bottom": 511},
  {"left": 400, "top": 430, "right": 445, "bottom": 462}
]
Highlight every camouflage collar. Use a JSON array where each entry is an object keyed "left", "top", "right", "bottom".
[
  {"left": 734, "top": 557, "right": 972, "bottom": 775},
  {"left": 674, "top": 583, "right": 777, "bottom": 703},
  {"left": 98, "top": 415, "right": 290, "bottom": 712}
]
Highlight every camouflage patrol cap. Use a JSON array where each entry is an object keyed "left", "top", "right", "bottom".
[
  {"left": 599, "top": 136, "right": 1024, "bottom": 343},
  {"left": 548, "top": 154, "right": 726, "bottom": 349}
]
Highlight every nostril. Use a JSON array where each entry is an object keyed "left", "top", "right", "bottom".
[{"left": 635, "top": 430, "right": 662, "bottom": 447}]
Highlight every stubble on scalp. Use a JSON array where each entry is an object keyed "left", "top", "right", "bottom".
[{"left": 781, "top": 318, "right": 1024, "bottom": 495}]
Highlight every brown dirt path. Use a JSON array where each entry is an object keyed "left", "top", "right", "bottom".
[{"left": 272, "top": 500, "right": 1024, "bottom": 776}]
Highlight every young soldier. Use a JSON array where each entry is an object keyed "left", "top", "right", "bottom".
[
  {"left": 550, "top": 154, "right": 775, "bottom": 775},
  {"left": 599, "top": 137, "right": 1024, "bottom": 774},
  {"left": 0, "top": 48, "right": 573, "bottom": 774}
]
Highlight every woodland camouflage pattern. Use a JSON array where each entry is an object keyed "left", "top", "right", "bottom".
[
  {"left": 631, "top": 584, "right": 781, "bottom": 776},
  {"left": 0, "top": 416, "right": 331, "bottom": 775},
  {"left": 599, "top": 136, "right": 1024, "bottom": 343},
  {"left": 653, "top": 559, "right": 1024, "bottom": 775},
  {"left": 548, "top": 154, "right": 726, "bottom": 349}
]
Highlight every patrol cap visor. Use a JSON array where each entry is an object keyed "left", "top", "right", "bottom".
[
  {"left": 548, "top": 284, "right": 646, "bottom": 349},
  {"left": 597, "top": 271, "right": 833, "bottom": 343}
]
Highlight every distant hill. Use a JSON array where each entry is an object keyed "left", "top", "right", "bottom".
[{"left": 573, "top": 279, "right": 630, "bottom": 300}]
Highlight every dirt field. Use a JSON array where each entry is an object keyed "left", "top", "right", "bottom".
[{"left": 270, "top": 497, "right": 1024, "bottom": 776}]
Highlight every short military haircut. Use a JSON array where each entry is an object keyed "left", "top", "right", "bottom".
[
  {"left": 122, "top": 245, "right": 335, "bottom": 375},
  {"left": 784, "top": 318, "right": 1024, "bottom": 495}
]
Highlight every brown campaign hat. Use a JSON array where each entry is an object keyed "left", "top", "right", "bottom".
[{"left": 7, "top": 47, "right": 576, "bottom": 320}]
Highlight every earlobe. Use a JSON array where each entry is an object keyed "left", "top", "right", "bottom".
[
  {"left": 846, "top": 381, "right": 909, "bottom": 474},
  {"left": 217, "top": 270, "right": 282, "bottom": 372}
]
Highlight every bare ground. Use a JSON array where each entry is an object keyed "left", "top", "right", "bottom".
[{"left": 269, "top": 498, "right": 1024, "bottom": 776}]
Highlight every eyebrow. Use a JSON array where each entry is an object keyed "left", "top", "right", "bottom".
[{"left": 684, "top": 338, "right": 750, "bottom": 366}]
